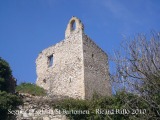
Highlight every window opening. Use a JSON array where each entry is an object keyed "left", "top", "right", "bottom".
[
  {"left": 71, "top": 20, "right": 76, "bottom": 31},
  {"left": 43, "top": 79, "right": 46, "bottom": 83},
  {"left": 92, "top": 54, "right": 94, "bottom": 58},
  {"left": 48, "top": 55, "right": 53, "bottom": 67}
]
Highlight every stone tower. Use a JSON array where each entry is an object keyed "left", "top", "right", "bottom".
[{"left": 36, "top": 16, "right": 111, "bottom": 99}]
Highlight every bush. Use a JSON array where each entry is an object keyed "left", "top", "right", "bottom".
[
  {"left": 0, "top": 57, "right": 22, "bottom": 119},
  {"left": 0, "top": 91, "right": 23, "bottom": 120},
  {"left": 16, "top": 83, "right": 46, "bottom": 96},
  {"left": 0, "top": 57, "right": 15, "bottom": 93},
  {"left": 53, "top": 91, "right": 157, "bottom": 120}
]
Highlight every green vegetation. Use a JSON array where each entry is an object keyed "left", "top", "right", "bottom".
[
  {"left": 0, "top": 91, "right": 22, "bottom": 120},
  {"left": 54, "top": 91, "right": 156, "bottom": 120},
  {"left": 16, "top": 83, "right": 46, "bottom": 96},
  {"left": 0, "top": 57, "right": 12, "bottom": 92},
  {"left": 0, "top": 57, "right": 22, "bottom": 120}
]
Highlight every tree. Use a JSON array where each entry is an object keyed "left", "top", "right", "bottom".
[
  {"left": 0, "top": 57, "right": 16, "bottom": 93},
  {"left": 0, "top": 91, "right": 22, "bottom": 120},
  {"left": 0, "top": 57, "right": 22, "bottom": 119},
  {"left": 111, "top": 31, "right": 160, "bottom": 118}
]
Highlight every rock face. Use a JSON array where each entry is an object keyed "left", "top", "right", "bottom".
[
  {"left": 14, "top": 93, "right": 67, "bottom": 120},
  {"left": 36, "top": 16, "right": 111, "bottom": 99}
]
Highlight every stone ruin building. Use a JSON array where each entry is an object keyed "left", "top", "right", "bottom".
[{"left": 36, "top": 16, "right": 111, "bottom": 99}]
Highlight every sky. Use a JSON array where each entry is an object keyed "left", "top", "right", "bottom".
[{"left": 0, "top": 0, "right": 160, "bottom": 84}]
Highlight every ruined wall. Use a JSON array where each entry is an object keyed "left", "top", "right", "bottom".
[
  {"left": 36, "top": 17, "right": 85, "bottom": 99},
  {"left": 83, "top": 34, "right": 111, "bottom": 99},
  {"left": 14, "top": 93, "right": 68, "bottom": 120},
  {"left": 36, "top": 16, "right": 111, "bottom": 100}
]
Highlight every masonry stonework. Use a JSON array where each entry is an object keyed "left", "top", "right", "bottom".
[{"left": 36, "top": 16, "right": 111, "bottom": 99}]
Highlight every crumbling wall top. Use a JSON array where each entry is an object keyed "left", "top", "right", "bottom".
[{"left": 65, "top": 16, "right": 84, "bottom": 38}]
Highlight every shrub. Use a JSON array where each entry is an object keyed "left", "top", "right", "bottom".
[
  {"left": 16, "top": 83, "right": 46, "bottom": 96},
  {"left": 53, "top": 91, "right": 156, "bottom": 120},
  {"left": 0, "top": 57, "right": 22, "bottom": 119},
  {"left": 0, "top": 57, "right": 15, "bottom": 93},
  {"left": 0, "top": 91, "right": 23, "bottom": 120}
]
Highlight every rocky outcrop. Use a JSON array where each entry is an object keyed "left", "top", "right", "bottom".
[{"left": 13, "top": 93, "right": 68, "bottom": 120}]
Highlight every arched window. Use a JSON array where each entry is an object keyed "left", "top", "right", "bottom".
[{"left": 70, "top": 20, "right": 76, "bottom": 31}]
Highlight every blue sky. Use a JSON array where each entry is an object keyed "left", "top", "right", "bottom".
[{"left": 0, "top": 0, "right": 160, "bottom": 84}]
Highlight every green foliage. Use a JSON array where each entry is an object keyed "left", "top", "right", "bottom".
[
  {"left": 0, "top": 91, "right": 23, "bottom": 120},
  {"left": 0, "top": 57, "right": 12, "bottom": 92},
  {"left": 16, "top": 83, "right": 46, "bottom": 96},
  {"left": 53, "top": 91, "right": 158, "bottom": 120},
  {"left": 143, "top": 74, "right": 160, "bottom": 117},
  {"left": 0, "top": 57, "right": 23, "bottom": 119}
]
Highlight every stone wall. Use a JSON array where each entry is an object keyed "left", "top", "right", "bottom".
[
  {"left": 36, "top": 16, "right": 111, "bottom": 100},
  {"left": 36, "top": 17, "right": 85, "bottom": 99},
  {"left": 14, "top": 93, "right": 68, "bottom": 120},
  {"left": 83, "top": 34, "right": 111, "bottom": 99}
]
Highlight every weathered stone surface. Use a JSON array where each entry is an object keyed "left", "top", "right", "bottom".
[
  {"left": 36, "top": 16, "right": 111, "bottom": 100},
  {"left": 14, "top": 93, "right": 68, "bottom": 120}
]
